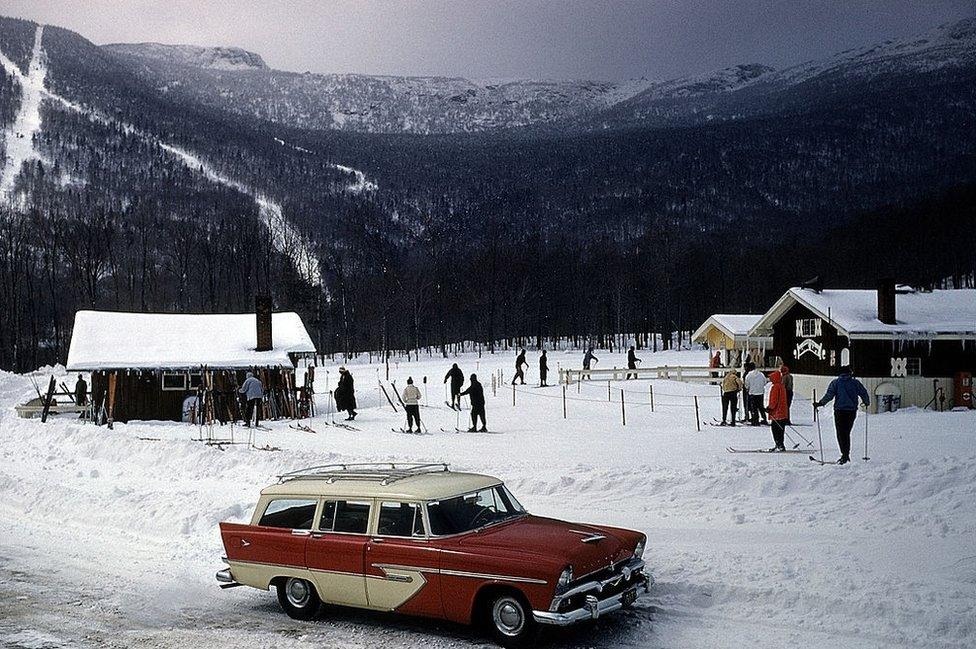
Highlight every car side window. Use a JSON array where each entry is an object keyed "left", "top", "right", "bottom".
[
  {"left": 377, "top": 502, "right": 425, "bottom": 537},
  {"left": 259, "top": 498, "right": 317, "bottom": 530},
  {"left": 319, "top": 500, "right": 337, "bottom": 530},
  {"left": 333, "top": 500, "right": 371, "bottom": 534}
]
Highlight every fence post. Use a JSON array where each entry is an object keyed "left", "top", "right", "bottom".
[
  {"left": 694, "top": 395, "right": 701, "bottom": 431},
  {"left": 607, "top": 380, "right": 611, "bottom": 402},
  {"left": 562, "top": 385, "right": 567, "bottom": 419},
  {"left": 512, "top": 383, "right": 516, "bottom": 407},
  {"left": 492, "top": 374, "right": 496, "bottom": 397},
  {"left": 649, "top": 384, "right": 655, "bottom": 412},
  {"left": 621, "top": 389, "right": 626, "bottom": 426}
]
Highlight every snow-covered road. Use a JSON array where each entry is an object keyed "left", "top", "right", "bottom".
[{"left": 1, "top": 348, "right": 974, "bottom": 648}]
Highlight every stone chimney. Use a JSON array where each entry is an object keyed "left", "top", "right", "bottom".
[
  {"left": 255, "top": 295, "right": 273, "bottom": 351},
  {"left": 877, "top": 279, "right": 896, "bottom": 325}
]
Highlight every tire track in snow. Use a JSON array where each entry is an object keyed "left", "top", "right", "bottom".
[{"left": 0, "top": 25, "right": 46, "bottom": 202}]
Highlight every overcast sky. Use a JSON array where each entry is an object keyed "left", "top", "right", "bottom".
[{"left": 2, "top": 0, "right": 973, "bottom": 80}]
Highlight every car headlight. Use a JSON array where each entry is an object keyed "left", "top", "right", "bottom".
[
  {"left": 634, "top": 538, "right": 645, "bottom": 559},
  {"left": 556, "top": 566, "right": 573, "bottom": 592}
]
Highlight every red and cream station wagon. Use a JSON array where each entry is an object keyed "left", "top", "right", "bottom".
[{"left": 217, "top": 463, "right": 651, "bottom": 646}]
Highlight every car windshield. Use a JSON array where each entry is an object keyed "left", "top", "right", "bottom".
[{"left": 426, "top": 484, "right": 526, "bottom": 535}]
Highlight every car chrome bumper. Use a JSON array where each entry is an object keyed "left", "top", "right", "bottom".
[
  {"left": 215, "top": 567, "right": 242, "bottom": 589},
  {"left": 533, "top": 569, "right": 652, "bottom": 626}
]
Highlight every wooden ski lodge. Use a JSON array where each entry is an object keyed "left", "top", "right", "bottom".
[
  {"left": 65, "top": 302, "right": 316, "bottom": 424},
  {"left": 692, "top": 314, "right": 770, "bottom": 367},
  {"left": 748, "top": 282, "right": 976, "bottom": 411}
]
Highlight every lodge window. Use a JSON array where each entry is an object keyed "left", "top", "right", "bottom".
[
  {"left": 906, "top": 358, "right": 921, "bottom": 376},
  {"left": 796, "top": 318, "right": 821, "bottom": 337},
  {"left": 161, "top": 372, "right": 188, "bottom": 391},
  {"left": 259, "top": 498, "right": 317, "bottom": 530},
  {"left": 189, "top": 373, "right": 203, "bottom": 389},
  {"left": 318, "top": 500, "right": 371, "bottom": 534},
  {"left": 377, "top": 502, "right": 426, "bottom": 538}
]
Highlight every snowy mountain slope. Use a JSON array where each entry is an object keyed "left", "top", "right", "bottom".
[
  {"left": 104, "top": 42, "right": 268, "bottom": 70},
  {"left": 101, "top": 19, "right": 976, "bottom": 134}
]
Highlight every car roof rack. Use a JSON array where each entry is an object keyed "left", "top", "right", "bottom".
[{"left": 277, "top": 462, "right": 450, "bottom": 486}]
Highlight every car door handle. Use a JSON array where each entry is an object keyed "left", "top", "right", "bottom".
[{"left": 371, "top": 538, "right": 384, "bottom": 544}]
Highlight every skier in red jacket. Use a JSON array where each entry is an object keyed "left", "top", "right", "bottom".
[{"left": 766, "top": 370, "right": 789, "bottom": 451}]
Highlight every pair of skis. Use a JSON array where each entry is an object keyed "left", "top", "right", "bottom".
[
  {"left": 441, "top": 427, "right": 498, "bottom": 434},
  {"left": 392, "top": 428, "right": 430, "bottom": 435},
  {"left": 726, "top": 447, "right": 808, "bottom": 454},
  {"left": 289, "top": 423, "right": 318, "bottom": 434}
]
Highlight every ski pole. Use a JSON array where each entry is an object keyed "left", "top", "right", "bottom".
[
  {"left": 786, "top": 423, "right": 814, "bottom": 448},
  {"left": 782, "top": 427, "right": 801, "bottom": 450},
  {"left": 862, "top": 406, "right": 870, "bottom": 461},
  {"left": 815, "top": 406, "right": 825, "bottom": 463}
]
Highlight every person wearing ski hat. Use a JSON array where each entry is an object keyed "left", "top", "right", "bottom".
[
  {"left": 443, "top": 363, "right": 464, "bottom": 409},
  {"left": 459, "top": 373, "right": 487, "bottom": 432},
  {"left": 720, "top": 368, "right": 743, "bottom": 426},
  {"left": 334, "top": 366, "right": 358, "bottom": 420},
  {"left": 401, "top": 377, "right": 423, "bottom": 432},
  {"left": 815, "top": 366, "right": 870, "bottom": 465},
  {"left": 539, "top": 350, "right": 549, "bottom": 387},
  {"left": 239, "top": 371, "right": 264, "bottom": 427},
  {"left": 765, "top": 370, "right": 789, "bottom": 451},
  {"left": 780, "top": 364, "right": 794, "bottom": 424}
]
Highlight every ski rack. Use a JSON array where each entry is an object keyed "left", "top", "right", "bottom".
[{"left": 277, "top": 462, "right": 450, "bottom": 485}]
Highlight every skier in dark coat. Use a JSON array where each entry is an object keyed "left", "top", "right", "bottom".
[
  {"left": 815, "top": 366, "right": 869, "bottom": 465},
  {"left": 582, "top": 347, "right": 598, "bottom": 379},
  {"left": 444, "top": 363, "right": 464, "bottom": 409},
  {"left": 512, "top": 349, "right": 528, "bottom": 385},
  {"left": 626, "top": 345, "right": 642, "bottom": 379},
  {"left": 74, "top": 374, "right": 88, "bottom": 406},
  {"left": 460, "top": 374, "right": 487, "bottom": 432},
  {"left": 334, "top": 366, "right": 358, "bottom": 420},
  {"left": 539, "top": 350, "right": 549, "bottom": 387}
]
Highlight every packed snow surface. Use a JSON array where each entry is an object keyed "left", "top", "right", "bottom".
[
  {"left": 1, "top": 348, "right": 975, "bottom": 648},
  {"left": 0, "top": 25, "right": 46, "bottom": 202},
  {"left": 65, "top": 311, "right": 315, "bottom": 370}
]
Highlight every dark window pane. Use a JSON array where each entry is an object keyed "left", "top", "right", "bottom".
[
  {"left": 319, "top": 501, "right": 337, "bottom": 530},
  {"left": 378, "top": 502, "right": 422, "bottom": 537},
  {"left": 259, "top": 499, "right": 317, "bottom": 529},
  {"left": 334, "top": 501, "right": 370, "bottom": 534}
]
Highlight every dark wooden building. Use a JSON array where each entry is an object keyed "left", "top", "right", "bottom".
[
  {"left": 750, "top": 283, "right": 976, "bottom": 410},
  {"left": 65, "top": 306, "right": 316, "bottom": 423}
]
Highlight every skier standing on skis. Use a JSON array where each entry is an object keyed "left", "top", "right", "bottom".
[
  {"left": 401, "top": 377, "right": 423, "bottom": 433},
  {"left": 444, "top": 363, "right": 464, "bottom": 409},
  {"left": 814, "top": 366, "right": 870, "bottom": 465},
  {"left": 539, "top": 350, "right": 549, "bottom": 387},
  {"left": 513, "top": 349, "right": 528, "bottom": 385},
  {"left": 582, "top": 347, "right": 598, "bottom": 379},
  {"left": 780, "top": 364, "right": 794, "bottom": 424},
  {"left": 627, "top": 345, "right": 642, "bottom": 379},
  {"left": 460, "top": 374, "right": 487, "bottom": 432},
  {"left": 334, "top": 366, "right": 358, "bottom": 420},
  {"left": 765, "top": 370, "right": 789, "bottom": 451},
  {"left": 720, "top": 369, "right": 742, "bottom": 426},
  {"left": 239, "top": 371, "right": 264, "bottom": 427},
  {"left": 744, "top": 363, "right": 768, "bottom": 426}
]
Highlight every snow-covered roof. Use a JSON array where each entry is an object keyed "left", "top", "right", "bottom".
[
  {"left": 66, "top": 310, "right": 316, "bottom": 371},
  {"left": 750, "top": 288, "right": 976, "bottom": 339},
  {"left": 693, "top": 314, "right": 768, "bottom": 342}
]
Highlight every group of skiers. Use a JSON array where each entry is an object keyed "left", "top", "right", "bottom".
[
  {"left": 510, "top": 349, "right": 550, "bottom": 386},
  {"left": 720, "top": 362, "right": 869, "bottom": 464},
  {"left": 443, "top": 363, "right": 487, "bottom": 431}
]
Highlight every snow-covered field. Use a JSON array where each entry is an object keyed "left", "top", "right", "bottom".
[{"left": 1, "top": 348, "right": 974, "bottom": 648}]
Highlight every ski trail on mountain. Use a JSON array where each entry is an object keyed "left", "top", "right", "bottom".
[
  {"left": 159, "top": 143, "right": 323, "bottom": 286},
  {"left": 273, "top": 136, "right": 377, "bottom": 193},
  {"left": 0, "top": 32, "right": 322, "bottom": 287},
  {"left": 0, "top": 25, "right": 46, "bottom": 203}
]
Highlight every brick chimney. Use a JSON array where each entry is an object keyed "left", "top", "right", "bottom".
[
  {"left": 877, "top": 278, "right": 896, "bottom": 325},
  {"left": 255, "top": 295, "right": 273, "bottom": 351}
]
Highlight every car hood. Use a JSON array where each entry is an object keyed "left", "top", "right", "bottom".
[{"left": 456, "top": 515, "right": 637, "bottom": 577}]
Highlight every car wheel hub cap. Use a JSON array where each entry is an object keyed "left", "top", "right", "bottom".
[
  {"left": 286, "top": 579, "right": 310, "bottom": 607},
  {"left": 494, "top": 598, "right": 524, "bottom": 636}
]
